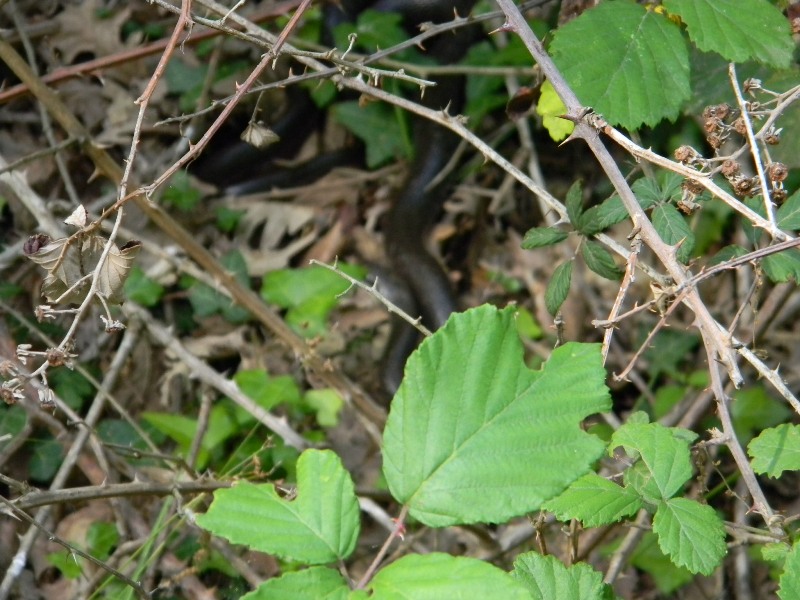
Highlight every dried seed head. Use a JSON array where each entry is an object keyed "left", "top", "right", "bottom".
[
  {"left": 767, "top": 162, "right": 788, "bottom": 183},
  {"left": 732, "top": 176, "right": 757, "bottom": 197},
  {"left": 704, "top": 117, "right": 722, "bottom": 134},
  {"left": 771, "top": 187, "right": 787, "bottom": 205},
  {"left": 682, "top": 179, "right": 704, "bottom": 195},
  {"left": 46, "top": 348, "right": 69, "bottom": 367},
  {"left": 764, "top": 127, "right": 782, "bottom": 145},
  {"left": 707, "top": 133, "right": 723, "bottom": 150},
  {"left": 721, "top": 160, "right": 741, "bottom": 178},
  {"left": 732, "top": 117, "right": 747, "bottom": 136},
  {"left": 674, "top": 145, "right": 698, "bottom": 163},
  {"left": 743, "top": 78, "right": 762, "bottom": 94}
]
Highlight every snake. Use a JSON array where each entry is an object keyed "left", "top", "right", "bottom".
[{"left": 193, "top": 0, "right": 478, "bottom": 396}]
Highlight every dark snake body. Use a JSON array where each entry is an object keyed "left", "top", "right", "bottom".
[{"left": 193, "top": 0, "right": 478, "bottom": 395}]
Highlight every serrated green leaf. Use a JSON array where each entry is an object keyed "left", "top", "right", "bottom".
[
  {"left": 513, "top": 552, "right": 611, "bottom": 600},
  {"left": 579, "top": 174, "right": 678, "bottom": 236},
  {"left": 242, "top": 566, "right": 349, "bottom": 600},
  {"left": 383, "top": 306, "right": 611, "bottom": 527},
  {"left": 551, "top": 2, "right": 690, "bottom": 129},
  {"left": 779, "top": 540, "right": 800, "bottom": 600},
  {"left": 748, "top": 424, "right": 800, "bottom": 478},
  {"left": 545, "top": 261, "right": 573, "bottom": 316},
  {"left": 581, "top": 241, "right": 623, "bottom": 280},
  {"left": 652, "top": 497, "right": 727, "bottom": 575},
  {"left": 777, "top": 189, "right": 800, "bottom": 230},
  {"left": 652, "top": 203, "right": 695, "bottom": 263},
  {"left": 762, "top": 542, "right": 791, "bottom": 563},
  {"left": 664, "top": 0, "right": 792, "bottom": 68},
  {"left": 566, "top": 180, "right": 584, "bottom": 225},
  {"left": 762, "top": 248, "right": 800, "bottom": 284},
  {"left": 521, "top": 227, "right": 569, "bottom": 249},
  {"left": 579, "top": 197, "right": 628, "bottom": 235},
  {"left": 611, "top": 422, "right": 693, "bottom": 501},
  {"left": 537, "top": 80, "right": 573, "bottom": 142},
  {"left": 369, "top": 553, "right": 530, "bottom": 600},
  {"left": 332, "top": 101, "right": 407, "bottom": 167},
  {"left": 632, "top": 175, "right": 681, "bottom": 208},
  {"left": 544, "top": 473, "right": 643, "bottom": 527},
  {"left": 196, "top": 450, "right": 359, "bottom": 564}
]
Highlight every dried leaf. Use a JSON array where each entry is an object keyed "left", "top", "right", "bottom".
[
  {"left": 64, "top": 205, "right": 88, "bottom": 228},
  {"left": 25, "top": 234, "right": 141, "bottom": 305}
]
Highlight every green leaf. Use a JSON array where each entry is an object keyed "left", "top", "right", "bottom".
[
  {"left": 521, "top": 227, "right": 569, "bottom": 249},
  {"left": 633, "top": 174, "right": 682, "bottom": 208},
  {"left": 124, "top": 266, "right": 165, "bottom": 307},
  {"left": 47, "top": 550, "right": 83, "bottom": 579},
  {"left": 544, "top": 473, "right": 643, "bottom": 527},
  {"left": 537, "top": 80, "right": 573, "bottom": 142},
  {"left": 304, "top": 389, "right": 344, "bottom": 428},
  {"left": 611, "top": 422, "right": 693, "bottom": 502},
  {"left": 234, "top": 369, "right": 302, "bottom": 413},
  {"left": 732, "top": 386, "right": 792, "bottom": 445},
  {"left": 708, "top": 244, "right": 748, "bottom": 266},
  {"left": 629, "top": 532, "right": 694, "bottom": 594},
  {"left": 0, "top": 406, "right": 28, "bottom": 451},
  {"left": 87, "top": 522, "right": 119, "bottom": 561},
  {"left": 777, "top": 189, "right": 800, "bottom": 230},
  {"left": 748, "top": 424, "right": 800, "bottom": 478},
  {"left": 383, "top": 306, "right": 611, "bottom": 527},
  {"left": 215, "top": 206, "right": 245, "bottom": 233},
  {"left": 196, "top": 449, "right": 360, "bottom": 564},
  {"left": 762, "top": 248, "right": 800, "bottom": 283},
  {"left": 652, "top": 497, "right": 727, "bottom": 575},
  {"left": 551, "top": 1, "right": 690, "bottom": 129},
  {"left": 779, "top": 540, "right": 800, "bottom": 600},
  {"left": 578, "top": 198, "right": 628, "bottom": 235},
  {"left": 332, "top": 9, "right": 408, "bottom": 55},
  {"left": 581, "top": 241, "right": 623, "bottom": 280},
  {"left": 545, "top": 261, "right": 573, "bottom": 316},
  {"left": 242, "top": 566, "right": 349, "bottom": 600},
  {"left": 50, "top": 368, "right": 94, "bottom": 411},
  {"left": 664, "top": 0, "right": 793, "bottom": 68},
  {"left": 332, "top": 101, "right": 408, "bottom": 167},
  {"left": 579, "top": 175, "right": 671, "bottom": 236},
  {"left": 566, "top": 180, "right": 584, "bottom": 225},
  {"left": 368, "top": 553, "right": 530, "bottom": 600},
  {"left": 652, "top": 203, "right": 695, "bottom": 263},
  {"left": 261, "top": 263, "right": 367, "bottom": 337},
  {"left": 162, "top": 170, "right": 202, "bottom": 212},
  {"left": 142, "top": 405, "right": 238, "bottom": 470},
  {"left": 188, "top": 250, "right": 251, "bottom": 323},
  {"left": 512, "top": 552, "right": 608, "bottom": 600},
  {"left": 29, "top": 435, "right": 63, "bottom": 482}
]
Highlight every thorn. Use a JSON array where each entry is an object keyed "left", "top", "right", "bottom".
[{"left": 489, "top": 21, "right": 516, "bottom": 35}]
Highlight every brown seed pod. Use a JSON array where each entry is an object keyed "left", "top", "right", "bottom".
[{"left": 767, "top": 162, "right": 788, "bottom": 183}]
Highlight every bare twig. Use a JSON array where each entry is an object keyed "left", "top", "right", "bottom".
[{"left": 310, "top": 259, "right": 432, "bottom": 336}]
